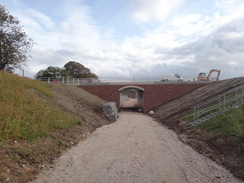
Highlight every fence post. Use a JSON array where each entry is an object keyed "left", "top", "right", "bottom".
[
  {"left": 224, "top": 95, "right": 226, "bottom": 110},
  {"left": 48, "top": 77, "right": 50, "bottom": 83},
  {"left": 197, "top": 106, "right": 199, "bottom": 120},
  {"left": 219, "top": 95, "right": 221, "bottom": 111},
  {"left": 242, "top": 84, "right": 244, "bottom": 102},
  {"left": 194, "top": 107, "right": 196, "bottom": 122},
  {"left": 236, "top": 87, "right": 238, "bottom": 103}
]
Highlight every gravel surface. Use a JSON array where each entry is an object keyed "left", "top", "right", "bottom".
[
  {"left": 32, "top": 112, "right": 242, "bottom": 183},
  {"left": 120, "top": 94, "right": 137, "bottom": 108}
]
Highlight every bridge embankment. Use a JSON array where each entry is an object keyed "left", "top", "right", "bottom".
[{"left": 78, "top": 81, "right": 209, "bottom": 113}]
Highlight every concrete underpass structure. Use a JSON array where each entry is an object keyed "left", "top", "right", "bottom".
[
  {"left": 78, "top": 82, "right": 209, "bottom": 113},
  {"left": 119, "top": 86, "right": 144, "bottom": 110}
]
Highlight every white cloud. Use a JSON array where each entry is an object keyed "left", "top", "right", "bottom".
[
  {"left": 171, "top": 14, "right": 203, "bottom": 26},
  {"left": 12, "top": 1, "right": 104, "bottom": 75},
  {"left": 59, "top": 21, "right": 71, "bottom": 34},
  {"left": 4, "top": 0, "right": 244, "bottom": 79},
  {"left": 215, "top": 0, "right": 244, "bottom": 25},
  {"left": 28, "top": 9, "right": 55, "bottom": 30},
  {"left": 131, "top": 0, "right": 184, "bottom": 22},
  {"left": 215, "top": 0, "right": 244, "bottom": 14}
]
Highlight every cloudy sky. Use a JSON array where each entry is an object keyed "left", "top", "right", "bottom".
[{"left": 1, "top": 0, "right": 244, "bottom": 79}]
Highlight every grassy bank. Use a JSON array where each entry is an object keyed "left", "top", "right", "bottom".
[
  {"left": 0, "top": 71, "right": 83, "bottom": 182},
  {"left": 179, "top": 103, "right": 244, "bottom": 180},
  {"left": 0, "top": 71, "right": 81, "bottom": 141},
  {"left": 200, "top": 105, "right": 244, "bottom": 179},
  {"left": 0, "top": 71, "right": 111, "bottom": 182},
  {"left": 201, "top": 105, "right": 244, "bottom": 141}
]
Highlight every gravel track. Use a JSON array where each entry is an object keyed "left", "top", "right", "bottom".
[{"left": 32, "top": 112, "right": 242, "bottom": 183}]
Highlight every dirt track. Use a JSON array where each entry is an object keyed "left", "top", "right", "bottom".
[{"left": 32, "top": 112, "right": 242, "bottom": 183}]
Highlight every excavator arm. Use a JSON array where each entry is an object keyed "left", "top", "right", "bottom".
[{"left": 207, "top": 69, "right": 221, "bottom": 80}]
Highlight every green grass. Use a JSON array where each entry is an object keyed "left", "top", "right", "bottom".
[
  {"left": 0, "top": 71, "right": 82, "bottom": 141},
  {"left": 180, "top": 113, "right": 194, "bottom": 122},
  {"left": 200, "top": 104, "right": 244, "bottom": 179},
  {"left": 200, "top": 105, "right": 244, "bottom": 140}
]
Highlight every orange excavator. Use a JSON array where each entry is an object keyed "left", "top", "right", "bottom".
[{"left": 197, "top": 69, "right": 221, "bottom": 81}]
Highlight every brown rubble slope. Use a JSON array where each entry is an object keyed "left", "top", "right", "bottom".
[
  {"left": 32, "top": 84, "right": 111, "bottom": 139},
  {"left": 153, "top": 77, "right": 244, "bottom": 181},
  {"left": 49, "top": 84, "right": 110, "bottom": 132}
]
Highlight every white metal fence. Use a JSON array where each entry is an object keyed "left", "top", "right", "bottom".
[
  {"left": 36, "top": 77, "right": 99, "bottom": 84},
  {"left": 189, "top": 83, "right": 244, "bottom": 127},
  {"left": 36, "top": 76, "right": 197, "bottom": 84},
  {"left": 99, "top": 77, "right": 161, "bottom": 83}
]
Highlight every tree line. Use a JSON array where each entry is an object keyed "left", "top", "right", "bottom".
[{"left": 35, "top": 61, "right": 98, "bottom": 79}]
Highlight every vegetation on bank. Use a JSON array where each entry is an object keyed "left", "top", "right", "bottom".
[
  {"left": 200, "top": 105, "right": 244, "bottom": 178},
  {"left": 201, "top": 105, "right": 244, "bottom": 141},
  {"left": 181, "top": 103, "right": 244, "bottom": 143},
  {"left": 0, "top": 71, "right": 109, "bottom": 183},
  {"left": 179, "top": 101, "right": 244, "bottom": 180},
  {"left": 0, "top": 71, "right": 81, "bottom": 141}
]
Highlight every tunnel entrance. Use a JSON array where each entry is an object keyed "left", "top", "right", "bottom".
[{"left": 119, "top": 86, "right": 144, "bottom": 112}]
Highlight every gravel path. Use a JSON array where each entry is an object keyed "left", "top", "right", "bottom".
[{"left": 32, "top": 112, "right": 242, "bottom": 183}]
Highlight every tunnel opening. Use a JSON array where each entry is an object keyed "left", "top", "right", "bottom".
[{"left": 119, "top": 86, "right": 144, "bottom": 113}]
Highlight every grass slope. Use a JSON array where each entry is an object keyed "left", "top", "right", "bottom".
[
  {"left": 200, "top": 105, "right": 244, "bottom": 178},
  {"left": 0, "top": 71, "right": 81, "bottom": 141},
  {"left": 201, "top": 105, "right": 244, "bottom": 140},
  {"left": 0, "top": 71, "right": 109, "bottom": 183}
]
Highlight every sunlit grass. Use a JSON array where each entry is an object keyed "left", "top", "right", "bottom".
[{"left": 0, "top": 71, "right": 82, "bottom": 141}]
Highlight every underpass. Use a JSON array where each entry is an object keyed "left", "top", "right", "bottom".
[{"left": 78, "top": 81, "right": 209, "bottom": 113}]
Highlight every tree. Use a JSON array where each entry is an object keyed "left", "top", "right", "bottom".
[
  {"left": 0, "top": 5, "right": 34, "bottom": 71},
  {"left": 64, "top": 61, "right": 98, "bottom": 78},
  {"left": 35, "top": 66, "right": 68, "bottom": 79}
]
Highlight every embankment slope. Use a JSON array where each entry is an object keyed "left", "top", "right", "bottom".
[
  {"left": 154, "top": 77, "right": 244, "bottom": 180},
  {"left": 0, "top": 72, "right": 111, "bottom": 183}
]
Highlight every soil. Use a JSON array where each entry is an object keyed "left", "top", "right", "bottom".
[
  {"left": 0, "top": 84, "right": 112, "bottom": 183},
  {"left": 33, "top": 112, "right": 241, "bottom": 183},
  {"left": 153, "top": 77, "right": 244, "bottom": 181},
  {"left": 49, "top": 84, "right": 111, "bottom": 132}
]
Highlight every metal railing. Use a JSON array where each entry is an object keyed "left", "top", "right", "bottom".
[
  {"left": 36, "top": 77, "right": 99, "bottom": 84},
  {"left": 189, "top": 83, "right": 244, "bottom": 127},
  {"left": 99, "top": 77, "right": 161, "bottom": 83},
  {"left": 36, "top": 76, "right": 199, "bottom": 84}
]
